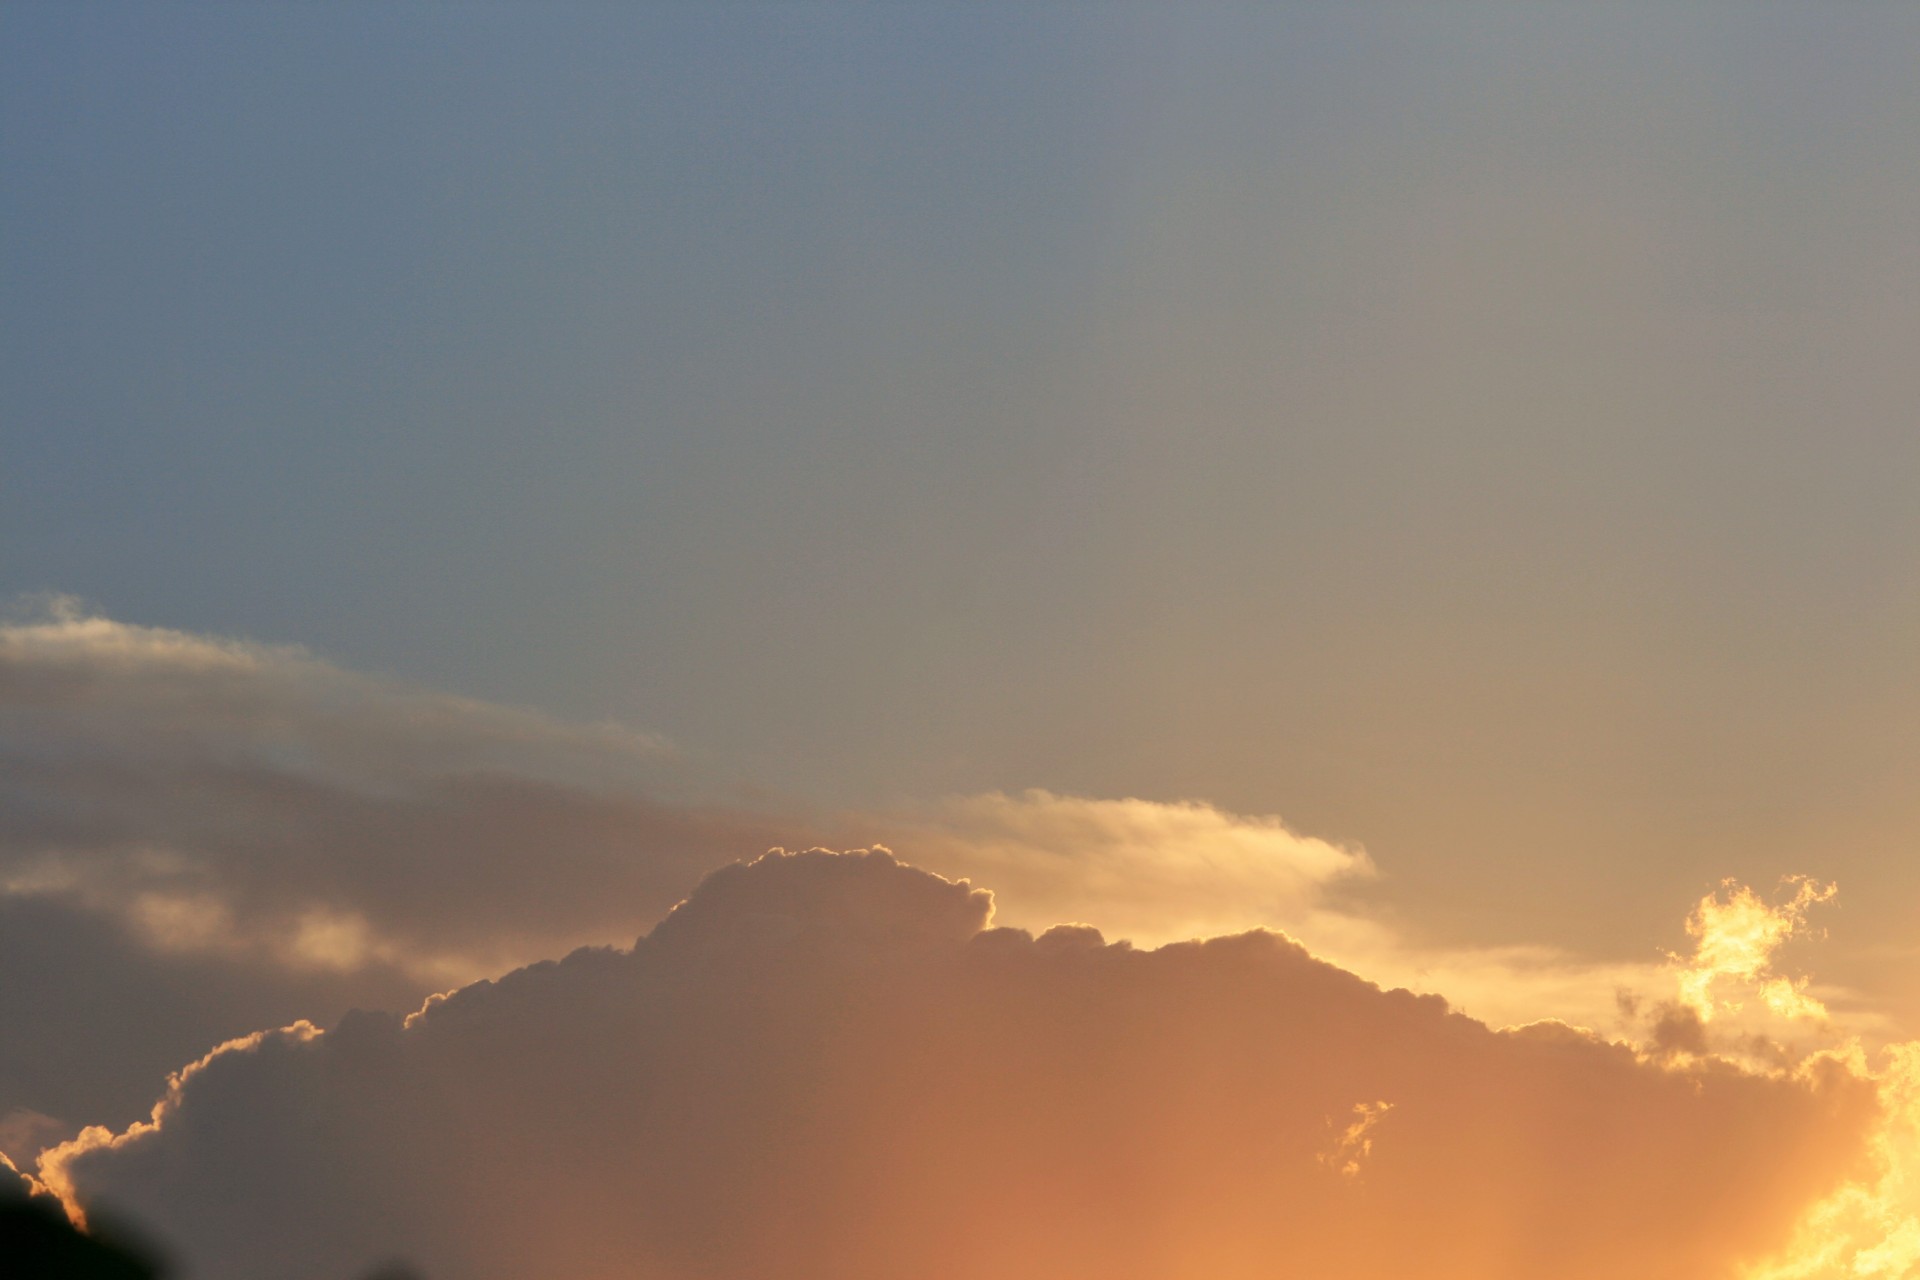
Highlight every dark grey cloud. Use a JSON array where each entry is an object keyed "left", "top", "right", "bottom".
[
  {"left": 0, "top": 602, "right": 781, "bottom": 972},
  {"left": 0, "top": 895, "right": 421, "bottom": 1150},
  {"left": 1, "top": 1151, "right": 40, "bottom": 1203},
  {"left": 0, "top": 605, "right": 809, "bottom": 1159}
]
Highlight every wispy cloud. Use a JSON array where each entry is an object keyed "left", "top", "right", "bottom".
[
  {"left": 0, "top": 600, "right": 779, "bottom": 973},
  {"left": 851, "top": 788, "right": 1372, "bottom": 945}
]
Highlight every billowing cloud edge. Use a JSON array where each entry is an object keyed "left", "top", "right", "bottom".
[
  {"left": 28, "top": 852, "right": 1916, "bottom": 1280},
  {"left": 12, "top": 602, "right": 1920, "bottom": 1277}
]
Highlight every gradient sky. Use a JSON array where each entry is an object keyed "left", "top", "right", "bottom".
[
  {"left": 6, "top": 6, "right": 1920, "bottom": 1277},
  {"left": 10, "top": 4, "right": 1920, "bottom": 970}
]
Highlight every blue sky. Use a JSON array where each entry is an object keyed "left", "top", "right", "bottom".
[{"left": 6, "top": 4, "right": 1920, "bottom": 968}]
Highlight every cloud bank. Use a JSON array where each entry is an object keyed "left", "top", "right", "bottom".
[
  {"left": 0, "top": 601, "right": 800, "bottom": 1151},
  {"left": 0, "top": 603, "right": 1381, "bottom": 1154},
  {"left": 1, "top": 603, "right": 1370, "bottom": 974},
  {"left": 0, "top": 598, "right": 769, "bottom": 974},
  {"left": 44, "top": 850, "right": 1879, "bottom": 1280}
]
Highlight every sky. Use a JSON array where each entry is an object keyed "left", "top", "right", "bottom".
[{"left": 5, "top": 4, "right": 1920, "bottom": 1278}]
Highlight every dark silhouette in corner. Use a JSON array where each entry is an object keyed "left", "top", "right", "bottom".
[
  {"left": 4, "top": 1155, "right": 428, "bottom": 1280},
  {"left": 0, "top": 1198, "right": 427, "bottom": 1279},
  {"left": 0, "top": 1196, "right": 167, "bottom": 1279}
]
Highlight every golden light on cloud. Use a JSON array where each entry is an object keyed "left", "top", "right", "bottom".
[
  {"left": 11, "top": 605, "right": 1920, "bottom": 1278},
  {"left": 10, "top": 4, "right": 1920, "bottom": 1273},
  {"left": 1743, "top": 1043, "right": 1920, "bottom": 1280},
  {"left": 37, "top": 1021, "right": 327, "bottom": 1233},
  {"left": 1320, "top": 1100, "right": 1394, "bottom": 1181},
  {"left": 29, "top": 852, "right": 1897, "bottom": 1280},
  {"left": 1675, "top": 878, "right": 1838, "bottom": 1027},
  {"left": 858, "top": 788, "right": 1374, "bottom": 945},
  {"left": 1643, "top": 880, "right": 1920, "bottom": 1280}
]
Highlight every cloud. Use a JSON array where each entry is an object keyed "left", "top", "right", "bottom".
[
  {"left": 0, "top": 599, "right": 770, "bottom": 976},
  {"left": 0, "top": 602, "right": 803, "bottom": 1150},
  {"left": 4, "top": 1146, "right": 168, "bottom": 1279},
  {"left": 1675, "top": 877, "right": 1839, "bottom": 1026},
  {"left": 0, "top": 893, "right": 423, "bottom": 1153},
  {"left": 0, "top": 602, "right": 1374, "bottom": 974},
  {"left": 1747, "top": 1043, "right": 1920, "bottom": 1280},
  {"left": 43, "top": 850, "right": 1880, "bottom": 1280},
  {"left": 0, "top": 602, "right": 1390, "bottom": 1155},
  {"left": 5, "top": 599, "right": 1896, "bottom": 1225},
  {"left": 1290, "top": 876, "right": 1876, "bottom": 1061},
  {"left": 0, "top": 595, "right": 670, "bottom": 784},
  {"left": 1, "top": 1150, "right": 47, "bottom": 1204},
  {"left": 857, "top": 789, "right": 1372, "bottom": 945}
]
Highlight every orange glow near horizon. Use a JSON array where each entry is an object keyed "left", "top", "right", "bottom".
[{"left": 28, "top": 852, "right": 1920, "bottom": 1280}]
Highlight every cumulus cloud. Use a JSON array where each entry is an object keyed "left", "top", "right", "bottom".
[
  {"left": 43, "top": 851, "right": 1880, "bottom": 1280},
  {"left": 7, "top": 598, "right": 1891, "bottom": 1230},
  {"left": 1, "top": 1150, "right": 46, "bottom": 1203},
  {"left": 1749, "top": 1042, "right": 1920, "bottom": 1280},
  {"left": 0, "top": 602, "right": 1394, "bottom": 1155},
  {"left": 0, "top": 603, "right": 1373, "bottom": 977},
  {"left": 1674, "top": 877, "right": 1839, "bottom": 1026},
  {"left": 4, "top": 1145, "right": 168, "bottom": 1278},
  {"left": 0, "top": 893, "right": 423, "bottom": 1152}
]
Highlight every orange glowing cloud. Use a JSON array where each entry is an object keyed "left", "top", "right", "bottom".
[
  {"left": 0, "top": 604, "right": 1389, "bottom": 1163},
  {"left": 43, "top": 851, "right": 1879, "bottom": 1280},
  {"left": 1676, "top": 877, "right": 1839, "bottom": 1027}
]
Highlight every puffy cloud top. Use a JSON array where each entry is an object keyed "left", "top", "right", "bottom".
[
  {"left": 48, "top": 850, "right": 1877, "bottom": 1280},
  {"left": 0, "top": 604, "right": 1389, "bottom": 1155}
]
